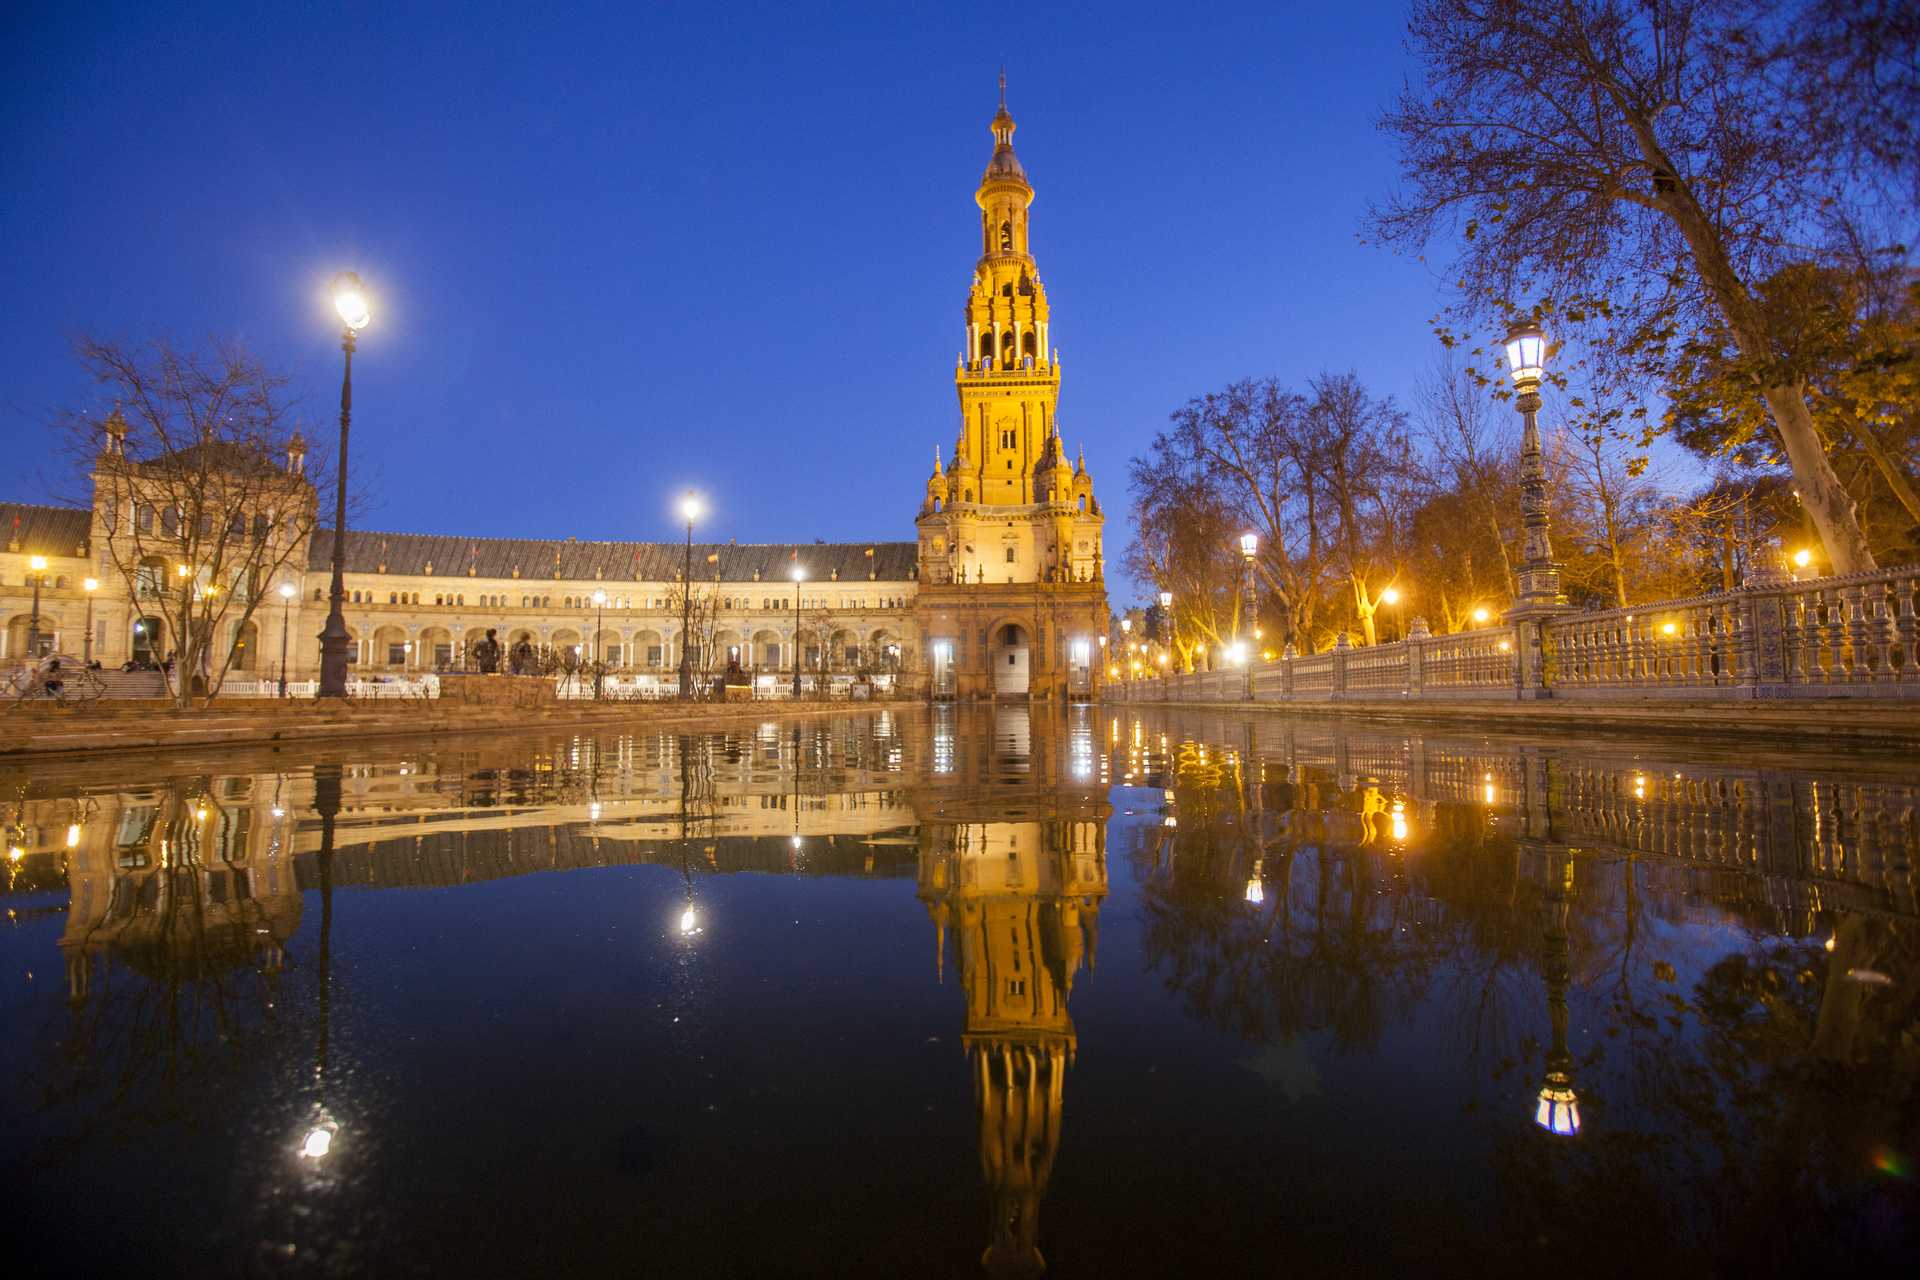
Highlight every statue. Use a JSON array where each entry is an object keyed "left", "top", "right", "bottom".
[{"left": 473, "top": 628, "right": 502, "bottom": 675}]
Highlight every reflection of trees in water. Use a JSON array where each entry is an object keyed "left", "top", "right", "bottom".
[
  {"left": 1138, "top": 767, "right": 1528, "bottom": 1052},
  {"left": 1139, "top": 739, "right": 1920, "bottom": 1265},
  {"left": 1486, "top": 915, "right": 1920, "bottom": 1270},
  {"left": 47, "top": 777, "right": 298, "bottom": 1135}
]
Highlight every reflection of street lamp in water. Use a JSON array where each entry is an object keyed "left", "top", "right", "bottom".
[{"left": 1534, "top": 850, "right": 1580, "bottom": 1137}]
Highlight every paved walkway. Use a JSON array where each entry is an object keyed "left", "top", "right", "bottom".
[{"left": 0, "top": 698, "right": 872, "bottom": 758}]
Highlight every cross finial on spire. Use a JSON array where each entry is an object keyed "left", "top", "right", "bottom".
[{"left": 999, "top": 67, "right": 1006, "bottom": 109}]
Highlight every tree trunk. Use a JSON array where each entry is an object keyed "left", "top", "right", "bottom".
[{"left": 1759, "top": 382, "right": 1877, "bottom": 572}]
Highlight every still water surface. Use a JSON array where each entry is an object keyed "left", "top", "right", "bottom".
[{"left": 3, "top": 708, "right": 1917, "bottom": 1276}]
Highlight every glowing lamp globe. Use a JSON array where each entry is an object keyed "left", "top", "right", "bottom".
[
  {"left": 679, "top": 907, "right": 699, "bottom": 935},
  {"left": 1239, "top": 532, "right": 1258, "bottom": 557},
  {"left": 591, "top": 589, "right": 607, "bottom": 607},
  {"left": 1381, "top": 587, "right": 1400, "bottom": 606},
  {"left": 300, "top": 1127, "right": 334, "bottom": 1160},
  {"left": 791, "top": 564, "right": 805, "bottom": 582},
  {"left": 1158, "top": 591, "right": 1173, "bottom": 611},
  {"left": 1503, "top": 322, "right": 1547, "bottom": 387},
  {"left": 278, "top": 582, "right": 295, "bottom": 600},
  {"left": 680, "top": 492, "right": 702, "bottom": 523},
  {"left": 29, "top": 555, "right": 47, "bottom": 573},
  {"left": 332, "top": 272, "right": 371, "bottom": 331}
]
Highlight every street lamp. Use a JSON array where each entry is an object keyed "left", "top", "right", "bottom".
[
  {"left": 277, "top": 581, "right": 295, "bottom": 696},
  {"left": 678, "top": 491, "right": 702, "bottom": 698},
  {"left": 1380, "top": 586, "right": 1402, "bottom": 642},
  {"left": 591, "top": 588, "right": 607, "bottom": 700},
  {"left": 26, "top": 555, "right": 47, "bottom": 658},
  {"left": 1503, "top": 320, "right": 1565, "bottom": 614},
  {"left": 790, "top": 563, "right": 805, "bottom": 698},
  {"left": 1239, "top": 533, "right": 1258, "bottom": 648},
  {"left": 82, "top": 577, "right": 98, "bottom": 664},
  {"left": 319, "top": 272, "right": 371, "bottom": 698}
]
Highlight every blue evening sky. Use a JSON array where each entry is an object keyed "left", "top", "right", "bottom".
[{"left": 1, "top": 0, "right": 1454, "bottom": 604}]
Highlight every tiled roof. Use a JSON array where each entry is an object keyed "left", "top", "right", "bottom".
[
  {"left": 0, "top": 503, "right": 92, "bottom": 558},
  {"left": 308, "top": 529, "right": 918, "bottom": 583}
]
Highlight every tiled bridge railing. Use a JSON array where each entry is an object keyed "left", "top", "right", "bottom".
[{"left": 1123, "top": 564, "right": 1920, "bottom": 705}]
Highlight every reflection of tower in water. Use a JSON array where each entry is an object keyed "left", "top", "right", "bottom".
[{"left": 917, "top": 708, "right": 1109, "bottom": 1278}]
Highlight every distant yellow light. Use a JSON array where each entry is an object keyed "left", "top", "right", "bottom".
[
  {"left": 1661, "top": 621, "right": 1677, "bottom": 636},
  {"left": 195, "top": 806, "right": 208, "bottom": 821},
  {"left": 83, "top": 577, "right": 98, "bottom": 593},
  {"left": 1381, "top": 588, "right": 1400, "bottom": 606},
  {"left": 177, "top": 563, "right": 191, "bottom": 578},
  {"left": 679, "top": 907, "right": 699, "bottom": 935},
  {"left": 1157, "top": 653, "right": 1169, "bottom": 666},
  {"left": 1792, "top": 548, "right": 1812, "bottom": 568},
  {"left": 1471, "top": 608, "right": 1489, "bottom": 624},
  {"left": 7, "top": 846, "right": 22, "bottom": 862},
  {"left": 65, "top": 824, "right": 80, "bottom": 848},
  {"left": 29, "top": 554, "right": 47, "bottom": 572},
  {"left": 1497, "top": 640, "right": 1512, "bottom": 653},
  {"left": 1390, "top": 800, "right": 1409, "bottom": 843}
]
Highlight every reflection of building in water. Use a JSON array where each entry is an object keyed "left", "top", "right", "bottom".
[
  {"left": 56, "top": 784, "right": 303, "bottom": 1004},
  {"left": 916, "top": 707, "right": 1109, "bottom": 1277}
]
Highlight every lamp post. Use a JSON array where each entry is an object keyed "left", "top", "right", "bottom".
[
  {"left": 82, "top": 577, "right": 98, "bottom": 664},
  {"left": 25, "top": 555, "right": 47, "bottom": 658},
  {"left": 790, "top": 563, "right": 805, "bottom": 699},
  {"left": 1238, "top": 533, "right": 1258, "bottom": 646},
  {"left": 1380, "top": 586, "right": 1401, "bottom": 643},
  {"left": 591, "top": 589, "right": 607, "bottom": 700},
  {"left": 678, "top": 491, "right": 701, "bottom": 698},
  {"left": 1502, "top": 320, "right": 1566, "bottom": 699},
  {"left": 1158, "top": 589, "right": 1175, "bottom": 669},
  {"left": 318, "top": 273, "right": 371, "bottom": 699},
  {"left": 277, "top": 581, "right": 295, "bottom": 697}
]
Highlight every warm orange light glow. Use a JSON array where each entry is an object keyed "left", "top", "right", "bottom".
[
  {"left": 1661, "top": 621, "right": 1677, "bottom": 636},
  {"left": 1497, "top": 639, "right": 1512, "bottom": 652},
  {"left": 1792, "top": 548, "right": 1812, "bottom": 568},
  {"left": 1471, "top": 608, "right": 1489, "bottom": 624},
  {"left": 83, "top": 577, "right": 98, "bottom": 593},
  {"left": 1381, "top": 587, "right": 1400, "bottom": 606},
  {"left": 29, "top": 554, "right": 47, "bottom": 572}
]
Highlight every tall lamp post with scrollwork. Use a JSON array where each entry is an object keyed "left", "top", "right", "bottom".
[
  {"left": 1501, "top": 321, "right": 1568, "bottom": 699},
  {"left": 318, "top": 274, "right": 371, "bottom": 699}
]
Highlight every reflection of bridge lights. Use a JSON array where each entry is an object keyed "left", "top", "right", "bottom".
[
  {"left": 1163, "top": 815, "right": 1177, "bottom": 828},
  {"left": 1632, "top": 773, "right": 1646, "bottom": 799},
  {"left": 588, "top": 801, "right": 602, "bottom": 822},
  {"left": 66, "top": 823, "right": 81, "bottom": 848},
  {"left": 790, "top": 835, "right": 803, "bottom": 850},
  {"left": 1825, "top": 932, "right": 1837, "bottom": 953},
  {"left": 1534, "top": 1080, "right": 1580, "bottom": 1136},
  {"left": 1482, "top": 773, "right": 1496, "bottom": 806},
  {"left": 7, "top": 847, "right": 22, "bottom": 862},
  {"left": 1390, "top": 800, "right": 1409, "bottom": 843},
  {"left": 271, "top": 807, "right": 285, "bottom": 819}
]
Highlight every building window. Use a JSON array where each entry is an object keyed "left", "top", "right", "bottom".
[{"left": 1005, "top": 547, "right": 1016, "bottom": 563}]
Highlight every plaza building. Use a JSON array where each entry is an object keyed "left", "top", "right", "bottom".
[{"left": 0, "top": 86, "right": 1107, "bottom": 699}]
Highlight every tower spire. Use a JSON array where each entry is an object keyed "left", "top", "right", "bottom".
[{"left": 998, "top": 67, "right": 1006, "bottom": 109}]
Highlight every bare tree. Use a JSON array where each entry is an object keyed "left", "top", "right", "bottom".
[
  {"left": 1370, "top": 0, "right": 1919, "bottom": 573},
  {"left": 63, "top": 339, "right": 322, "bottom": 708},
  {"left": 1310, "top": 373, "right": 1414, "bottom": 645}
]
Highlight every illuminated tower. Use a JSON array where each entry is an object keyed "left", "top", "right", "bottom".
[{"left": 915, "top": 77, "right": 1108, "bottom": 702}]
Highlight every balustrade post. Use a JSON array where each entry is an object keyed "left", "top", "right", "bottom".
[
  {"left": 1406, "top": 616, "right": 1429, "bottom": 696},
  {"left": 1281, "top": 642, "right": 1296, "bottom": 701},
  {"left": 1331, "top": 631, "right": 1350, "bottom": 700}
]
